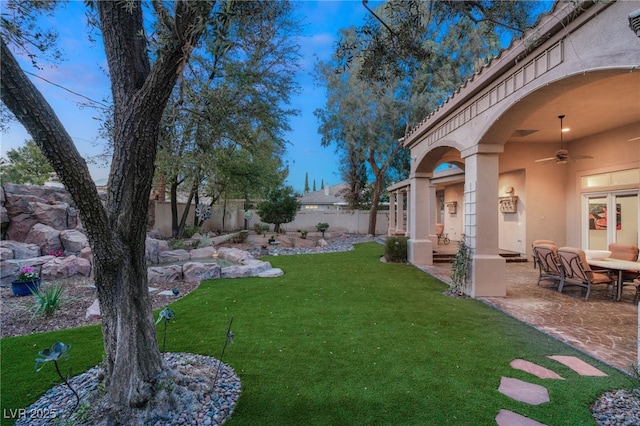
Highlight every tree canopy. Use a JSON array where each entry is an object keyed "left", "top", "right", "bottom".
[
  {"left": 0, "top": 139, "right": 54, "bottom": 185},
  {"left": 0, "top": 0, "right": 270, "bottom": 421},
  {"left": 256, "top": 185, "right": 300, "bottom": 233},
  {"left": 315, "top": 0, "right": 540, "bottom": 233}
]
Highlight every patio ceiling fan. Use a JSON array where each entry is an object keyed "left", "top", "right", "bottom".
[{"left": 534, "top": 115, "right": 593, "bottom": 164}]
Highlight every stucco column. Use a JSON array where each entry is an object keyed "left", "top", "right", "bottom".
[
  {"left": 405, "top": 187, "right": 411, "bottom": 238},
  {"left": 428, "top": 183, "right": 438, "bottom": 243},
  {"left": 396, "top": 190, "right": 405, "bottom": 234},
  {"left": 408, "top": 173, "right": 434, "bottom": 266},
  {"left": 388, "top": 191, "right": 396, "bottom": 236},
  {"left": 463, "top": 146, "right": 506, "bottom": 297}
]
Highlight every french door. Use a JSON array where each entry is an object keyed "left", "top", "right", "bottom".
[{"left": 585, "top": 191, "right": 639, "bottom": 250}]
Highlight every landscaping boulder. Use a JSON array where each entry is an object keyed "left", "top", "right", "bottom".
[
  {"left": 147, "top": 265, "right": 183, "bottom": 283},
  {"left": 183, "top": 262, "right": 221, "bottom": 283},
  {"left": 32, "top": 201, "right": 70, "bottom": 230},
  {"left": 0, "top": 247, "right": 13, "bottom": 261},
  {"left": 0, "top": 256, "right": 52, "bottom": 284},
  {"left": 5, "top": 212, "right": 39, "bottom": 242},
  {"left": 60, "top": 229, "right": 89, "bottom": 254},
  {"left": 190, "top": 246, "right": 217, "bottom": 260},
  {"left": 25, "top": 223, "right": 62, "bottom": 255},
  {"left": 41, "top": 255, "right": 92, "bottom": 279},
  {"left": 145, "top": 237, "right": 170, "bottom": 264},
  {"left": 158, "top": 249, "right": 190, "bottom": 264},
  {"left": 86, "top": 299, "right": 101, "bottom": 320},
  {"left": 0, "top": 240, "right": 41, "bottom": 259},
  {"left": 217, "top": 247, "right": 255, "bottom": 265},
  {"left": 221, "top": 259, "right": 272, "bottom": 278}
]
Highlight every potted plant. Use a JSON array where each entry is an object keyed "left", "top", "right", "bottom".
[{"left": 12, "top": 266, "right": 41, "bottom": 297}]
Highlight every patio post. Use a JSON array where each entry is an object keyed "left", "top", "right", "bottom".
[
  {"left": 396, "top": 190, "right": 405, "bottom": 235},
  {"left": 463, "top": 145, "right": 506, "bottom": 297},
  {"left": 408, "top": 172, "right": 434, "bottom": 266},
  {"left": 388, "top": 191, "right": 396, "bottom": 236}
]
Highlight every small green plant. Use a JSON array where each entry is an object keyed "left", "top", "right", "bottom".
[
  {"left": 35, "top": 342, "right": 81, "bottom": 411},
  {"left": 170, "top": 239, "right": 186, "bottom": 249},
  {"left": 254, "top": 223, "right": 270, "bottom": 237},
  {"left": 156, "top": 307, "right": 175, "bottom": 353},
  {"left": 183, "top": 225, "right": 202, "bottom": 239},
  {"left": 384, "top": 236, "right": 408, "bottom": 263},
  {"left": 30, "top": 284, "right": 64, "bottom": 319},
  {"left": 316, "top": 222, "right": 329, "bottom": 238},
  {"left": 450, "top": 235, "right": 471, "bottom": 296},
  {"left": 299, "top": 229, "right": 308, "bottom": 239},
  {"left": 198, "top": 235, "right": 211, "bottom": 248}
]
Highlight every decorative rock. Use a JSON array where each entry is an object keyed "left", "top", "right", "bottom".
[
  {"left": 5, "top": 212, "right": 39, "bottom": 242},
  {"left": 159, "top": 249, "right": 191, "bottom": 264},
  {"left": 148, "top": 264, "right": 183, "bottom": 283},
  {"left": 146, "top": 237, "right": 166, "bottom": 264},
  {"left": 190, "top": 247, "right": 218, "bottom": 260},
  {"left": 41, "top": 255, "right": 91, "bottom": 279},
  {"left": 0, "top": 247, "right": 13, "bottom": 261},
  {"left": 548, "top": 355, "right": 608, "bottom": 376},
  {"left": 0, "top": 205, "right": 8, "bottom": 232},
  {"left": 257, "top": 268, "right": 284, "bottom": 278},
  {"left": 60, "top": 229, "right": 89, "bottom": 254},
  {"left": 32, "top": 201, "right": 70, "bottom": 230},
  {"left": 86, "top": 299, "right": 100, "bottom": 319},
  {"left": 317, "top": 238, "right": 328, "bottom": 247},
  {"left": 217, "top": 247, "right": 255, "bottom": 264},
  {"left": 496, "top": 409, "right": 547, "bottom": 426},
  {"left": 498, "top": 377, "right": 550, "bottom": 405},
  {"left": 0, "top": 240, "right": 40, "bottom": 259},
  {"left": 183, "top": 262, "right": 221, "bottom": 283},
  {"left": 221, "top": 260, "right": 271, "bottom": 278},
  {"left": 0, "top": 256, "right": 52, "bottom": 284},
  {"left": 25, "top": 223, "right": 63, "bottom": 255},
  {"left": 510, "top": 359, "right": 564, "bottom": 380}
]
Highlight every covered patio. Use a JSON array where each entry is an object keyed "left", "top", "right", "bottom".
[
  {"left": 388, "top": 0, "right": 640, "bottom": 298},
  {"left": 418, "top": 260, "right": 638, "bottom": 374}
]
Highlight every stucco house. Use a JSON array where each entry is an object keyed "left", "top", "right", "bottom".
[
  {"left": 298, "top": 183, "right": 349, "bottom": 211},
  {"left": 388, "top": 0, "right": 640, "bottom": 297}
]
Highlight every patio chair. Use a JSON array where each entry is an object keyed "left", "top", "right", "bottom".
[
  {"left": 557, "top": 247, "right": 617, "bottom": 301},
  {"left": 608, "top": 243, "right": 640, "bottom": 301},
  {"left": 532, "top": 243, "right": 562, "bottom": 287},
  {"left": 531, "top": 239, "right": 556, "bottom": 269}
]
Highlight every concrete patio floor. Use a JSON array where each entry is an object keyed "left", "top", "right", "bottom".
[{"left": 417, "top": 260, "right": 638, "bottom": 375}]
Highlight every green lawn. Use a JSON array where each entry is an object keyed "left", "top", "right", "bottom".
[{"left": 1, "top": 243, "right": 632, "bottom": 425}]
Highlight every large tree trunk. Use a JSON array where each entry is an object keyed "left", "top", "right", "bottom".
[
  {"left": 2, "top": 1, "right": 214, "bottom": 414},
  {"left": 368, "top": 175, "right": 384, "bottom": 235}
]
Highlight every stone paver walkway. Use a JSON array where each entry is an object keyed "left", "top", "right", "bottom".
[
  {"left": 496, "top": 355, "right": 608, "bottom": 425},
  {"left": 418, "top": 261, "right": 638, "bottom": 374}
]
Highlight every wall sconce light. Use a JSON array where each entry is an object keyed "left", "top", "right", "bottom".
[{"left": 499, "top": 186, "right": 518, "bottom": 213}]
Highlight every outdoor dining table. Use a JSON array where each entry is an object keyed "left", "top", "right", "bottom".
[{"left": 586, "top": 257, "right": 640, "bottom": 301}]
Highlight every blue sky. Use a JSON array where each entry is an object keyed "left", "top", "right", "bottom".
[{"left": 1, "top": 1, "right": 382, "bottom": 192}]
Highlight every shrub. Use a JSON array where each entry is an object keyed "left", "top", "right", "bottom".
[
  {"left": 253, "top": 223, "right": 270, "bottom": 236},
  {"left": 170, "top": 240, "right": 186, "bottom": 249},
  {"left": 198, "top": 235, "right": 211, "bottom": 248},
  {"left": 30, "top": 284, "right": 64, "bottom": 318},
  {"left": 384, "top": 236, "right": 408, "bottom": 263},
  {"left": 183, "top": 225, "right": 202, "bottom": 238},
  {"left": 450, "top": 235, "right": 471, "bottom": 296}
]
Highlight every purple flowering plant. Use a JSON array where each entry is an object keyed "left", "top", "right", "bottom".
[{"left": 17, "top": 266, "right": 38, "bottom": 282}]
